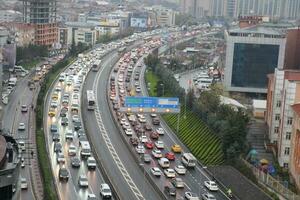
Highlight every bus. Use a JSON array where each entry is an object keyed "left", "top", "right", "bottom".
[
  {"left": 86, "top": 90, "right": 95, "bottom": 110},
  {"left": 92, "top": 60, "right": 101, "bottom": 72}
]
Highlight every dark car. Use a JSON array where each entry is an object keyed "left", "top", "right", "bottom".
[
  {"left": 60, "top": 108, "right": 68, "bottom": 117},
  {"left": 71, "top": 157, "right": 81, "bottom": 168},
  {"left": 164, "top": 184, "right": 176, "bottom": 197},
  {"left": 152, "top": 117, "right": 160, "bottom": 125},
  {"left": 50, "top": 124, "right": 58, "bottom": 133},
  {"left": 61, "top": 117, "right": 68, "bottom": 126},
  {"left": 52, "top": 132, "right": 60, "bottom": 142},
  {"left": 54, "top": 142, "right": 62, "bottom": 153},
  {"left": 73, "top": 119, "right": 82, "bottom": 130},
  {"left": 59, "top": 168, "right": 69, "bottom": 181},
  {"left": 130, "top": 137, "right": 139, "bottom": 146},
  {"left": 144, "top": 124, "right": 152, "bottom": 131},
  {"left": 150, "top": 131, "right": 159, "bottom": 140}
]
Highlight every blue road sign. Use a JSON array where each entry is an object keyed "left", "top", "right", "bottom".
[{"left": 125, "top": 96, "right": 179, "bottom": 109}]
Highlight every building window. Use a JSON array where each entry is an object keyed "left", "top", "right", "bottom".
[
  {"left": 284, "top": 147, "right": 290, "bottom": 155},
  {"left": 276, "top": 100, "right": 281, "bottom": 107},
  {"left": 275, "top": 114, "right": 280, "bottom": 121},
  {"left": 283, "top": 163, "right": 289, "bottom": 168},
  {"left": 274, "top": 127, "right": 279, "bottom": 134},
  {"left": 287, "top": 117, "right": 293, "bottom": 125},
  {"left": 286, "top": 132, "right": 291, "bottom": 140}
]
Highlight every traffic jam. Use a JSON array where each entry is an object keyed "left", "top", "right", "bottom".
[{"left": 108, "top": 35, "right": 221, "bottom": 200}]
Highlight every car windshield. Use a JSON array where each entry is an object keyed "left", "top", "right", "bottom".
[{"left": 103, "top": 188, "right": 111, "bottom": 193}]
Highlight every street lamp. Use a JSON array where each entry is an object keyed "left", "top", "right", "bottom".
[
  {"left": 160, "top": 83, "right": 164, "bottom": 96},
  {"left": 139, "top": 162, "right": 145, "bottom": 196}
]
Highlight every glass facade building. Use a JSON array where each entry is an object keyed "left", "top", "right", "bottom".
[{"left": 231, "top": 43, "right": 279, "bottom": 88}]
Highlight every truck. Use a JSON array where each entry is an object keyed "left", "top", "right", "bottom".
[{"left": 80, "top": 141, "right": 91, "bottom": 158}]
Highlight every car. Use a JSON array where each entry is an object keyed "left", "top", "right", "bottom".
[
  {"left": 21, "top": 105, "right": 28, "bottom": 112},
  {"left": 135, "top": 145, "right": 145, "bottom": 154},
  {"left": 68, "top": 144, "right": 77, "bottom": 156},
  {"left": 20, "top": 178, "right": 28, "bottom": 190},
  {"left": 144, "top": 124, "right": 152, "bottom": 131},
  {"left": 150, "top": 167, "right": 162, "bottom": 177},
  {"left": 77, "top": 129, "right": 85, "bottom": 137},
  {"left": 150, "top": 113, "right": 157, "bottom": 118},
  {"left": 65, "top": 130, "right": 74, "bottom": 140},
  {"left": 55, "top": 86, "right": 61, "bottom": 92},
  {"left": 164, "top": 184, "right": 176, "bottom": 197},
  {"left": 100, "top": 183, "right": 112, "bottom": 199},
  {"left": 48, "top": 108, "right": 56, "bottom": 117},
  {"left": 164, "top": 168, "right": 176, "bottom": 178},
  {"left": 175, "top": 165, "right": 187, "bottom": 175},
  {"left": 87, "top": 156, "right": 97, "bottom": 170},
  {"left": 56, "top": 153, "right": 65, "bottom": 163},
  {"left": 72, "top": 115, "right": 80, "bottom": 122},
  {"left": 171, "top": 177, "right": 184, "bottom": 188},
  {"left": 71, "top": 157, "right": 81, "bottom": 168},
  {"left": 138, "top": 116, "right": 146, "bottom": 123},
  {"left": 78, "top": 175, "right": 89, "bottom": 187},
  {"left": 125, "top": 128, "right": 133, "bottom": 136},
  {"left": 204, "top": 181, "right": 218, "bottom": 191},
  {"left": 52, "top": 132, "right": 60, "bottom": 142},
  {"left": 73, "top": 119, "right": 82, "bottom": 130},
  {"left": 201, "top": 193, "right": 216, "bottom": 200},
  {"left": 150, "top": 131, "right": 159, "bottom": 139},
  {"left": 59, "top": 167, "right": 69, "bottom": 181},
  {"left": 185, "top": 192, "right": 200, "bottom": 200},
  {"left": 156, "top": 127, "right": 164, "bottom": 135},
  {"left": 60, "top": 108, "right": 68, "bottom": 117},
  {"left": 120, "top": 118, "right": 126, "bottom": 125},
  {"left": 152, "top": 117, "right": 160, "bottom": 125},
  {"left": 61, "top": 117, "right": 68, "bottom": 126},
  {"left": 50, "top": 124, "right": 58, "bottom": 133},
  {"left": 130, "top": 137, "right": 139, "bottom": 146},
  {"left": 152, "top": 149, "right": 162, "bottom": 158},
  {"left": 135, "top": 86, "right": 141, "bottom": 93},
  {"left": 155, "top": 141, "right": 164, "bottom": 149},
  {"left": 18, "top": 123, "right": 25, "bottom": 131},
  {"left": 122, "top": 122, "right": 130, "bottom": 130},
  {"left": 144, "top": 141, "right": 154, "bottom": 149},
  {"left": 139, "top": 135, "right": 148, "bottom": 143},
  {"left": 50, "top": 100, "right": 58, "bottom": 108},
  {"left": 54, "top": 142, "right": 62, "bottom": 153},
  {"left": 165, "top": 152, "right": 175, "bottom": 161},
  {"left": 171, "top": 144, "right": 182, "bottom": 153},
  {"left": 87, "top": 193, "right": 97, "bottom": 200},
  {"left": 142, "top": 153, "right": 151, "bottom": 163}
]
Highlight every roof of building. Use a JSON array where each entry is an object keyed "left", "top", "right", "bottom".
[
  {"left": 65, "top": 21, "right": 95, "bottom": 28},
  {"left": 229, "top": 25, "right": 285, "bottom": 36},
  {"left": 292, "top": 103, "right": 300, "bottom": 116},
  {"left": 220, "top": 95, "right": 246, "bottom": 109},
  {"left": 253, "top": 99, "right": 267, "bottom": 109},
  {"left": 284, "top": 70, "right": 300, "bottom": 81}
]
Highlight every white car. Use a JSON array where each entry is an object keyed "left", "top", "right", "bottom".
[
  {"left": 155, "top": 141, "right": 164, "bottom": 149},
  {"left": 164, "top": 168, "right": 176, "bottom": 178},
  {"left": 72, "top": 115, "right": 80, "bottom": 122},
  {"left": 201, "top": 193, "right": 216, "bottom": 200},
  {"left": 100, "top": 183, "right": 112, "bottom": 199},
  {"left": 50, "top": 100, "right": 58, "bottom": 108},
  {"left": 72, "top": 93, "right": 79, "bottom": 100},
  {"left": 175, "top": 165, "right": 187, "bottom": 175},
  {"left": 138, "top": 116, "right": 146, "bottom": 123},
  {"left": 87, "top": 156, "right": 97, "bottom": 170},
  {"left": 125, "top": 128, "right": 133, "bottom": 136},
  {"left": 68, "top": 144, "right": 77, "bottom": 156},
  {"left": 135, "top": 145, "right": 145, "bottom": 154},
  {"left": 152, "top": 149, "right": 162, "bottom": 158},
  {"left": 78, "top": 175, "right": 89, "bottom": 187},
  {"left": 56, "top": 153, "right": 65, "bottom": 164},
  {"left": 20, "top": 178, "right": 28, "bottom": 190},
  {"left": 150, "top": 167, "right": 162, "bottom": 177},
  {"left": 139, "top": 135, "right": 148, "bottom": 143},
  {"left": 204, "top": 181, "right": 219, "bottom": 191},
  {"left": 87, "top": 193, "right": 97, "bottom": 200},
  {"left": 171, "top": 177, "right": 185, "bottom": 188},
  {"left": 150, "top": 113, "right": 157, "bottom": 118},
  {"left": 156, "top": 128, "right": 164, "bottom": 135},
  {"left": 185, "top": 192, "right": 200, "bottom": 200},
  {"left": 21, "top": 105, "right": 28, "bottom": 112},
  {"left": 65, "top": 130, "right": 74, "bottom": 140},
  {"left": 18, "top": 123, "right": 26, "bottom": 131},
  {"left": 120, "top": 118, "right": 126, "bottom": 125},
  {"left": 122, "top": 122, "right": 130, "bottom": 130}
]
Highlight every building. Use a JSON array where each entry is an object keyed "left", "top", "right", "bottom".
[
  {"left": 0, "top": 10, "right": 22, "bottom": 23},
  {"left": 265, "top": 69, "right": 300, "bottom": 167},
  {"left": 58, "top": 27, "right": 68, "bottom": 48},
  {"left": 252, "top": 99, "right": 267, "bottom": 118},
  {"left": 224, "top": 22, "right": 286, "bottom": 93},
  {"left": 0, "top": 22, "right": 35, "bottom": 47},
  {"left": 284, "top": 27, "right": 300, "bottom": 70},
  {"left": 180, "top": 0, "right": 210, "bottom": 18},
  {"left": 149, "top": 6, "right": 176, "bottom": 27},
  {"left": 22, "top": 0, "right": 58, "bottom": 47},
  {"left": 210, "top": 0, "right": 225, "bottom": 17},
  {"left": 0, "top": 134, "right": 21, "bottom": 200},
  {"left": 96, "top": 19, "right": 120, "bottom": 35},
  {"left": 66, "top": 22, "right": 96, "bottom": 46}
]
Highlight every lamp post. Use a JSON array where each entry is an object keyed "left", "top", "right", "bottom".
[
  {"left": 139, "top": 162, "right": 145, "bottom": 196},
  {"left": 160, "top": 83, "right": 164, "bottom": 96}
]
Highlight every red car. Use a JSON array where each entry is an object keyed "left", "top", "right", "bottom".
[
  {"left": 165, "top": 152, "right": 175, "bottom": 161},
  {"left": 150, "top": 131, "right": 159, "bottom": 140},
  {"left": 145, "top": 141, "right": 154, "bottom": 149}
]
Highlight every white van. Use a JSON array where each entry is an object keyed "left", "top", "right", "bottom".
[
  {"left": 80, "top": 141, "right": 91, "bottom": 157},
  {"left": 158, "top": 158, "right": 170, "bottom": 168},
  {"left": 181, "top": 153, "right": 196, "bottom": 168},
  {"left": 18, "top": 141, "right": 26, "bottom": 151}
]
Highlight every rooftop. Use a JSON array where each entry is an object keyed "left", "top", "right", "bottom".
[
  {"left": 292, "top": 103, "right": 300, "bottom": 117},
  {"left": 229, "top": 25, "right": 285, "bottom": 37},
  {"left": 253, "top": 99, "right": 267, "bottom": 109}
]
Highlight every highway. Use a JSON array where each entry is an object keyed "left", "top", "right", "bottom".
[
  {"left": 82, "top": 49, "right": 163, "bottom": 200},
  {"left": 2, "top": 74, "right": 37, "bottom": 200},
  {"left": 44, "top": 59, "right": 113, "bottom": 200}
]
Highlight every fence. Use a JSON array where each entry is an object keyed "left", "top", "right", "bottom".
[{"left": 242, "top": 159, "right": 300, "bottom": 200}]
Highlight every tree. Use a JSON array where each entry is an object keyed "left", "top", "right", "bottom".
[
  {"left": 156, "top": 80, "right": 164, "bottom": 96},
  {"left": 186, "top": 88, "right": 195, "bottom": 109}
]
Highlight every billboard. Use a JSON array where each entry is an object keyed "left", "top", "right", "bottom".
[{"left": 130, "top": 12, "right": 148, "bottom": 28}]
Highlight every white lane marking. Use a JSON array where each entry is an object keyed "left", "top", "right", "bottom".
[{"left": 93, "top": 54, "right": 145, "bottom": 200}]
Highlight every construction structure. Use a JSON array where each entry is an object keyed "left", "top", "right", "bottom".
[{"left": 21, "top": 0, "right": 58, "bottom": 47}]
